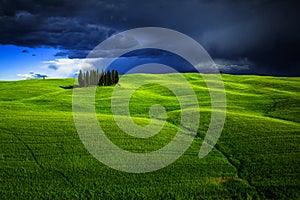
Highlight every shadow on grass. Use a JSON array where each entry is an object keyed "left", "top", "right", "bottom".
[
  {"left": 60, "top": 84, "right": 121, "bottom": 89},
  {"left": 59, "top": 85, "right": 80, "bottom": 89}
]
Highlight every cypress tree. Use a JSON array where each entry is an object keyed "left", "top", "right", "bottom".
[
  {"left": 85, "top": 71, "right": 90, "bottom": 86},
  {"left": 91, "top": 70, "right": 97, "bottom": 85},
  {"left": 90, "top": 70, "right": 94, "bottom": 86},
  {"left": 111, "top": 70, "right": 115, "bottom": 85},
  {"left": 78, "top": 70, "right": 84, "bottom": 87},
  {"left": 95, "top": 70, "right": 99, "bottom": 85},
  {"left": 115, "top": 70, "right": 119, "bottom": 84},
  {"left": 96, "top": 69, "right": 100, "bottom": 85},
  {"left": 103, "top": 71, "right": 107, "bottom": 86},
  {"left": 94, "top": 70, "right": 98, "bottom": 85},
  {"left": 99, "top": 70, "right": 104, "bottom": 86},
  {"left": 106, "top": 70, "right": 111, "bottom": 86}
]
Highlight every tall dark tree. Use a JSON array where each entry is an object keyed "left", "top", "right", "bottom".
[
  {"left": 111, "top": 69, "right": 115, "bottom": 84},
  {"left": 96, "top": 69, "right": 100, "bottom": 85},
  {"left": 78, "top": 70, "right": 84, "bottom": 87},
  {"left": 99, "top": 69, "right": 104, "bottom": 86},
  {"left": 90, "top": 70, "right": 93, "bottom": 86},
  {"left": 115, "top": 70, "right": 119, "bottom": 84},
  {"left": 103, "top": 71, "right": 107, "bottom": 86},
  {"left": 106, "top": 70, "right": 111, "bottom": 86},
  {"left": 93, "top": 70, "right": 97, "bottom": 85},
  {"left": 94, "top": 70, "right": 98, "bottom": 85},
  {"left": 85, "top": 71, "right": 89, "bottom": 86}
]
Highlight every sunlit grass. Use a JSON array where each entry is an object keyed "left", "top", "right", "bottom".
[{"left": 0, "top": 74, "right": 299, "bottom": 199}]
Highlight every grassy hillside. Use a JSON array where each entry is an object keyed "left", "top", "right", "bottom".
[{"left": 0, "top": 74, "right": 299, "bottom": 199}]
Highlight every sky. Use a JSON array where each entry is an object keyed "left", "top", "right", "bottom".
[{"left": 0, "top": 0, "right": 300, "bottom": 80}]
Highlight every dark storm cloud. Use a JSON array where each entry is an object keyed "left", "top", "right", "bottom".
[
  {"left": 0, "top": 0, "right": 299, "bottom": 75},
  {"left": 54, "top": 51, "right": 68, "bottom": 57},
  {"left": 0, "top": 0, "right": 117, "bottom": 52}
]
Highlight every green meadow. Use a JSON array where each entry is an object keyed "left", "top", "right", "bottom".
[{"left": 0, "top": 73, "right": 299, "bottom": 199}]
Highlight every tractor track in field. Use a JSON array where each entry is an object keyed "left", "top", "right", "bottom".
[
  {"left": 166, "top": 118, "right": 258, "bottom": 191},
  {"left": 214, "top": 144, "right": 257, "bottom": 190},
  {"left": 264, "top": 97, "right": 300, "bottom": 124},
  {"left": 265, "top": 97, "right": 278, "bottom": 115},
  {"left": 10, "top": 132, "right": 44, "bottom": 170},
  {"left": 6, "top": 130, "right": 74, "bottom": 187},
  {"left": 50, "top": 168, "right": 74, "bottom": 187}
]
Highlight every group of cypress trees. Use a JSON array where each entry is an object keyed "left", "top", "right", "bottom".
[{"left": 78, "top": 69, "right": 119, "bottom": 87}]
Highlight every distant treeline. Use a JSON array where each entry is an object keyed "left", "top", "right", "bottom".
[{"left": 78, "top": 69, "right": 119, "bottom": 87}]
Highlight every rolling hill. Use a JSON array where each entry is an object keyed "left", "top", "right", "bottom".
[{"left": 0, "top": 73, "right": 299, "bottom": 199}]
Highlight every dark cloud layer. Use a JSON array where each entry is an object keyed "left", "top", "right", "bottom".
[{"left": 1, "top": 0, "right": 300, "bottom": 75}]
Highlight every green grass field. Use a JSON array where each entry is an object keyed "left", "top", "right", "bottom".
[{"left": 0, "top": 73, "right": 299, "bottom": 199}]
